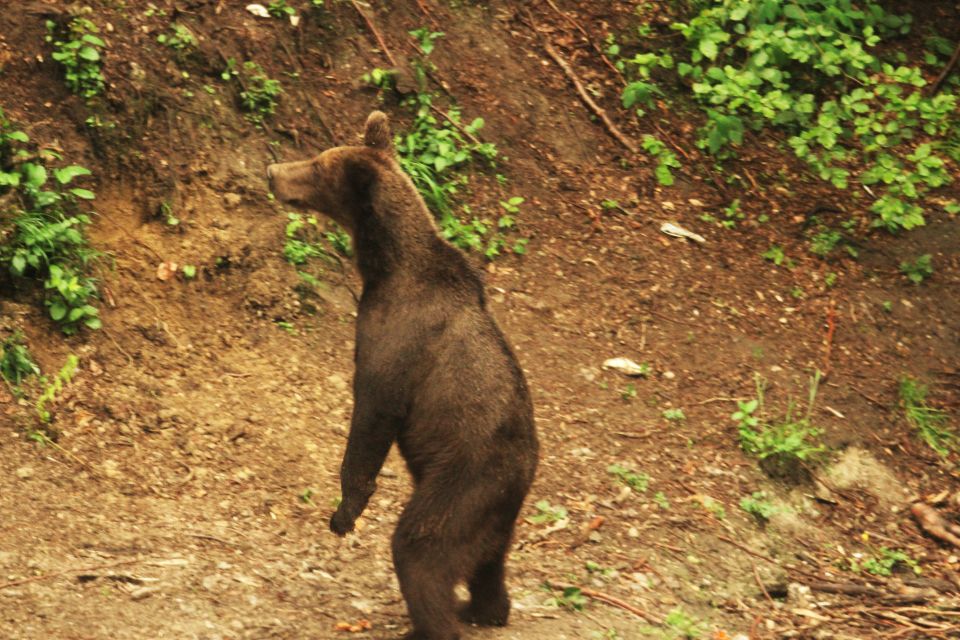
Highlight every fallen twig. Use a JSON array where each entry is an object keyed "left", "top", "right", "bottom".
[
  {"left": 822, "top": 300, "right": 836, "bottom": 379},
  {"left": 349, "top": 0, "right": 399, "bottom": 68},
  {"left": 930, "top": 41, "right": 960, "bottom": 95},
  {"left": 540, "top": 39, "right": 637, "bottom": 153},
  {"left": 912, "top": 503, "right": 960, "bottom": 548},
  {"left": 754, "top": 565, "right": 775, "bottom": 605},
  {"left": 522, "top": 10, "right": 637, "bottom": 154},
  {"left": 429, "top": 103, "right": 483, "bottom": 146},
  {"left": 414, "top": 0, "right": 440, "bottom": 28},
  {"left": 546, "top": 581, "right": 661, "bottom": 624},
  {"left": 542, "top": 0, "right": 626, "bottom": 85},
  {"left": 0, "top": 559, "right": 140, "bottom": 591}
]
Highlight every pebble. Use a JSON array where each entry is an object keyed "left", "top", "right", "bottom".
[
  {"left": 222, "top": 193, "right": 242, "bottom": 208},
  {"left": 15, "top": 466, "right": 33, "bottom": 479}
]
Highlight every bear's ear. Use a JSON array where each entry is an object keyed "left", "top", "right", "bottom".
[{"left": 363, "top": 110, "right": 392, "bottom": 152}]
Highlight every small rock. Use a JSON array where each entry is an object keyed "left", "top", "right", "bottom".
[
  {"left": 102, "top": 459, "right": 122, "bottom": 479},
  {"left": 223, "top": 193, "right": 242, "bottom": 208},
  {"left": 326, "top": 373, "right": 348, "bottom": 392},
  {"left": 15, "top": 466, "right": 34, "bottom": 480},
  {"left": 603, "top": 357, "right": 648, "bottom": 377},
  {"left": 129, "top": 586, "right": 158, "bottom": 601}
]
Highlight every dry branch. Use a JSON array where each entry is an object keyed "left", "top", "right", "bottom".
[
  {"left": 546, "top": 581, "right": 661, "bottom": 624},
  {"left": 822, "top": 301, "right": 837, "bottom": 379},
  {"left": 542, "top": 0, "right": 626, "bottom": 85},
  {"left": 0, "top": 559, "right": 140, "bottom": 591},
  {"left": 539, "top": 40, "right": 638, "bottom": 154},
  {"left": 349, "top": 0, "right": 398, "bottom": 68},
  {"left": 930, "top": 41, "right": 960, "bottom": 95},
  {"left": 912, "top": 503, "right": 960, "bottom": 548}
]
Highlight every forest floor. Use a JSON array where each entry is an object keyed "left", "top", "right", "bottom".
[{"left": 1, "top": 2, "right": 959, "bottom": 639}]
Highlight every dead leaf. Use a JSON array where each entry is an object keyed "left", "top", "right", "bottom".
[
  {"left": 156, "top": 261, "right": 178, "bottom": 281},
  {"left": 334, "top": 620, "right": 372, "bottom": 633}
]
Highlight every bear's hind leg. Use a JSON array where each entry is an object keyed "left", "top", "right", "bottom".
[
  {"left": 392, "top": 507, "right": 461, "bottom": 640},
  {"left": 458, "top": 518, "right": 516, "bottom": 628}
]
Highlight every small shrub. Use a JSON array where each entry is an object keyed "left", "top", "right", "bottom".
[
  {"left": 613, "top": 2, "right": 958, "bottom": 232},
  {"left": 46, "top": 18, "right": 106, "bottom": 99},
  {"left": 222, "top": 59, "right": 282, "bottom": 125},
  {"left": 899, "top": 254, "right": 933, "bottom": 284},
  {"left": 526, "top": 500, "right": 568, "bottom": 524},
  {"left": 365, "top": 29, "right": 525, "bottom": 260},
  {"left": 640, "top": 134, "right": 681, "bottom": 186},
  {"left": 607, "top": 463, "right": 649, "bottom": 493},
  {"left": 35, "top": 354, "right": 79, "bottom": 423},
  {"left": 0, "top": 108, "right": 101, "bottom": 334},
  {"left": 740, "top": 491, "right": 781, "bottom": 522},
  {"left": 1, "top": 331, "right": 40, "bottom": 385},
  {"left": 734, "top": 372, "right": 826, "bottom": 478},
  {"left": 157, "top": 23, "right": 198, "bottom": 52},
  {"left": 544, "top": 585, "right": 587, "bottom": 611},
  {"left": 900, "top": 376, "right": 954, "bottom": 456},
  {"left": 851, "top": 547, "right": 920, "bottom": 577}
]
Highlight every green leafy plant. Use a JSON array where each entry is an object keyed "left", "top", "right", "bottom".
[
  {"left": 740, "top": 491, "right": 781, "bottom": 522},
  {"left": 641, "top": 607, "right": 705, "bottom": 639},
  {"left": 35, "top": 354, "right": 79, "bottom": 423},
  {"left": 662, "top": 408, "right": 685, "bottom": 422},
  {"left": 615, "top": 2, "right": 957, "bottom": 232},
  {"left": 653, "top": 491, "right": 670, "bottom": 509},
  {"left": 850, "top": 547, "right": 921, "bottom": 577},
  {"left": 734, "top": 372, "right": 826, "bottom": 475},
  {"left": 620, "top": 383, "right": 637, "bottom": 401},
  {"left": 221, "top": 59, "right": 282, "bottom": 125},
  {"left": 267, "top": 0, "right": 297, "bottom": 18},
  {"left": 0, "top": 108, "right": 101, "bottom": 334},
  {"left": 409, "top": 27, "right": 444, "bottom": 55},
  {"left": 544, "top": 585, "right": 587, "bottom": 611},
  {"left": 762, "top": 245, "right": 793, "bottom": 267},
  {"left": 899, "top": 376, "right": 954, "bottom": 456},
  {"left": 1, "top": 331, "right": 40, "bottom": 385},
  {"left": 527, "top": 500, "right": 568, "bottom": 524},
  {"left": 370, "top": 34, "right": 523, "bottom": 260},
  {"left": 641, "top": 134, "right": 681, "bottom": 186},
  {"left": 157, "top": 23, "right": 198, "bottom": 51},
  {"left": 899, "top": 254, "right": 933, "bottom": 284},
  {"left": 46, "top": 18, "right": 106, "bottom": 99},
  {"left": 283, "top": 212, "right": 332, "bottom": 266},
  {"left": 607, "top": 463, "right": 649, "bottom": 493}
]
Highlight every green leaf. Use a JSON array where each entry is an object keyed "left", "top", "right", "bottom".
[
  {"left": 11, "top": 254, "right": 26, "bottom": 275},
  {"left": 69, "top": 188, "right": 96, "bottom": 200},
  {"left": 84, "top": 316, "right": 102, "bottom": 329},
  {"left": 22, "top": 163, "right": 47, "bottom": 189},
  {"left": 82, "top": 34, "right": 106, "bottom": 47},
  {"left": 699, "top": 39, "right": 718, "bottom": 61},
  {"left": 54, "top": 165, "right": 92, "bottom": 185},
  {"left": 7, "top": 131, "right": 29, "bottom": 143},
  {"left": 78, "top": 46, "right": 100, "bottom": 62},
  {"left": 49, "top": 301, "right": 67, "bottom": 321}
]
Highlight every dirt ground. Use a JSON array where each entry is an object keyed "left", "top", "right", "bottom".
[{"left": 1, "top": 2, "right": 959, "bottom": 639}]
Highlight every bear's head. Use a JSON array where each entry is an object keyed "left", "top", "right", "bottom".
[{"left": 266, "top": 111, "right": 394, "bottom": 234}]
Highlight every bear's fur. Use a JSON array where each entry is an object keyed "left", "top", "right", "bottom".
[{"left": 267, "top": 111, "right": 539, "bottom": 640}]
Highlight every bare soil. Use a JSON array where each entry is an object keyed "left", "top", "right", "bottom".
[{"left": 2, "top": 2, "right": 959, "bottom": 639}]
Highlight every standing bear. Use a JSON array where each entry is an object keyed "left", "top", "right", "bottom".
[{"left": 267, "top": 111, "right": 539, "bottom": 640}]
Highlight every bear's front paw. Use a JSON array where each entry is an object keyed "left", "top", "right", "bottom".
[{"left": 329, "top": 506, "right": 356, "bottom": 536}]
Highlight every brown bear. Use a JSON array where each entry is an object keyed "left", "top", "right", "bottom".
[{"left": 267, "top": 111, "right": 538, "bottom": 640}]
